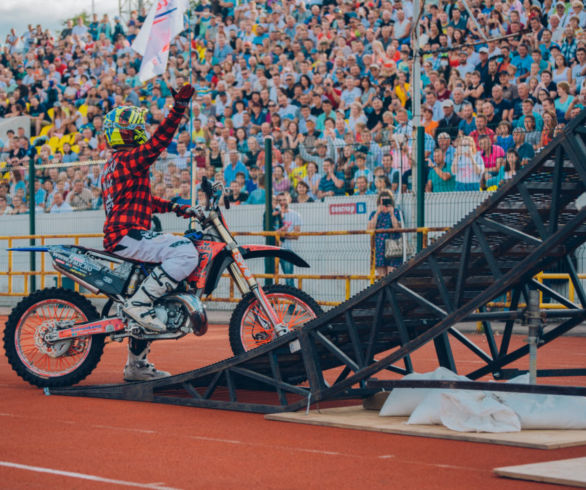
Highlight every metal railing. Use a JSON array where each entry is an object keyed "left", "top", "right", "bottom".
[
  {"left": 1, "top": 228, "right": 445, "bottom": 306},
  {"left": 2, "top": 229, "right": 583, "bottom": 310}
]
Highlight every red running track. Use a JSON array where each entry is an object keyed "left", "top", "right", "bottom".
[{"left": 1, "top": 317, "right": 585, "bottom": 489}]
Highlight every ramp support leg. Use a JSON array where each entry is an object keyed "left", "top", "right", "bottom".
[
  {"left": 433, "top": 333, "right": 456, "bottom": 372},
  {"left": 527, "top": 289, "right": 543, "bottom": 384}
]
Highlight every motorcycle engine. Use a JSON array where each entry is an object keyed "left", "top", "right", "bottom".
[{"left": 156, "top": 294, "right": 208, "bottom": 336}]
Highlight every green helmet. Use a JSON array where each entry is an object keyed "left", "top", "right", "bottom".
[{"left": 103, "top": 106, "right": 148, "bottom": 149}]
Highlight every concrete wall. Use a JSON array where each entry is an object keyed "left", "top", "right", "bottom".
[{"left": 0, "top": 116, "right": 31, "bottom": 142}]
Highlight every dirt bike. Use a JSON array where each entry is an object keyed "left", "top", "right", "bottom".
[{"left": 3, "top": 177, "right": 323, "bottom": 388}]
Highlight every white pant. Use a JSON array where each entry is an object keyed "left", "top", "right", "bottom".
[{"left": 114, "top": 230, "right": 198, "bottom": 281}]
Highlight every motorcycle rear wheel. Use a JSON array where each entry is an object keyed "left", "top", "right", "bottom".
[
  {"left": 3, "top": 288, "right": 105, "bottom": 388},
  {"left": 229, "top": 284, "right": 323, "bottom": 355}
]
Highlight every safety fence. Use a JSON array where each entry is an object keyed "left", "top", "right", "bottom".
[
  {"left": 0, "top": 228, "right": 442, "bottom": 307},
  {"left": 1, "top": 228, "right": 584, "bottom": 312},
  {"left": 2, "top": 127, "right": 547, "bottom": 232}
]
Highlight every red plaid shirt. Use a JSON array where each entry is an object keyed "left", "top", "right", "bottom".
[{"left": 101, "top": 105, "right": 185, "bottom": 251}]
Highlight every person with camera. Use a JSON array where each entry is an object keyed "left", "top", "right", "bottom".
[{"left": 368, "top": 190, "right": 402, "bottom": 277}]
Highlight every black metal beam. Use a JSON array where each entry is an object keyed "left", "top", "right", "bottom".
[
  {"left": 386, "top": 287, "right": 413, "bottom": 373},
  {"left": 366, "top": 379, "right": 586, "bottom": 397}
]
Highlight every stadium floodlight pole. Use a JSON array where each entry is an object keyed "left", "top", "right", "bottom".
[
  {"left": 412, "top": 0, "right": 425, "bottom": 253},
  {"left": 460, "top": 0, "right": 489, "bottom": 42},
  {"left": 264, "top": 137, "right": 274, "bottom": 286}
]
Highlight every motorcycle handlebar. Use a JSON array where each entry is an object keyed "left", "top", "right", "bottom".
[{"left": 200, "top": 176, "right": 226, "bottom": 211}]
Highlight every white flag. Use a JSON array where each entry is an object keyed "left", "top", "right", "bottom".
[{"left": 132, "top": 0, "right": 188, "bottom": 83}]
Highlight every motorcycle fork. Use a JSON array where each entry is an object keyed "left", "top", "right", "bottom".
[{"left": 210, "top": 213, "right": 288, "bottom": 336}]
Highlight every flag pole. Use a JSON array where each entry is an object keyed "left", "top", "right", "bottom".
[{"left": 188, "top": 8, "right": 196, "bottom": 224}]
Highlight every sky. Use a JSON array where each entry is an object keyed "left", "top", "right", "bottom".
[{"left": 0, "top": 0, "right": 122, "bottom": 40}]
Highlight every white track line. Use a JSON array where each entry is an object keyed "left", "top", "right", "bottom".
[{"left": 0, "top": 461, "right": 179, "bottom": 490}]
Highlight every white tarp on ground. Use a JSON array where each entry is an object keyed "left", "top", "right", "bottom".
[{"left": 379, "top": 368, "right": 586, "bottom": 432}]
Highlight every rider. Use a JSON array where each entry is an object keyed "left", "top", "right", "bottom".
[{"left": 101, "top": 84, "right": 199, "bottom": 381}]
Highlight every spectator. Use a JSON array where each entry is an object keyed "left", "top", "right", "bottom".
[
  {"left": 422, "top": 106, "right": 439, "bottom": 138},
  {"left": 245, "top": 174, "right": 266, "bottom": 205},
  {"left": 478, "top": 135, "right": 505, "bottom": 173},
  {"left": 471, "top": 114, "right": 496, "bottom": 145},
  {"left": 555, "top": 81, "right": 575, "bottom": 117},
  {"left": 223, "top": 150, "right": 248, "bottom": 186},
  {"left": 292, "top": 181, "right": 314, "bottom": 203},
  {"left": 368, "top": 190, "right": 403, "bottom": 277},
  {"left": 426, "top": 147, "right": 455, "bottom": 193},
  {"left": 302, "top": 161, "right": 321, "bottom": 201},
  {"left": 485, "top": 149, "right": 522, "bottom": 189},
  {"left": 458, "top": 103, "right": 476, "bottom": 136},
  {"left": 355, "top": 176, "right": 374, "bottom": 196},
  {"left": 276, "top": 192, "right": 301, "bottom": 287},
  {"left": 172, "top": 182, "right": 192, "bottom": 206},
  {"left": 49, "top": 191, "right": 73, "bottom": 213},
  {"left": 227, "top": 180, "right": 248, "bottom": 205},
  {"left": 0, "top": 195, "right": 13, "bottom": 215},
  {"left": 495, "top": 121, "right": 515, "bottom": 152},
  {"left": 453, "top": 136, "right": 485, "bottom": 191},
  {"left": 437, "top": 99, "right": 461, "bottom": 142},
  {"left": 317, "top": 158, "right": 345, "bottom": 200},
  {"left": 273, "top": 165, "right": 290, "bottom": 194},
  {"left": 512, "top": 127, "right": 536, "bottom": 165},
  {"left": 7, "top": 194, "right": 27, "bottom": 214},
  {"left": 523, "top": 115, "right": 542, "bottom": 150},
  {"left": 541, "top": 110, "right": 559, "bottom": 147}
]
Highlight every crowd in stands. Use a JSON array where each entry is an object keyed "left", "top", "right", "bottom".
[{"left": 1, "top": 0, "right": 586, "bottom": 216}]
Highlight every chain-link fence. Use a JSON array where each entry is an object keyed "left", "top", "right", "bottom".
[{"left": 1, "top": 126, "right": 584, "bottom": 308}]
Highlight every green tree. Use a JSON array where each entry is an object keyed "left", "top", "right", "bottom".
[{"left": 62, "top": 11, "right": 91, "bottom": 27}]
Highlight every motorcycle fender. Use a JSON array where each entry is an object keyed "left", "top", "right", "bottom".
[
  {"left": 240, "top": 245, "right": 310, "bottom": 268},
  {"left": 203, "top": 246, "right": 310, "bottom": 295}
]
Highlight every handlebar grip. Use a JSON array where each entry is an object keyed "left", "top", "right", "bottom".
[
  {"left": 223, "top": 194, "right": 230, "bottom": 210},
  {"left": 201, "top": 176, "right": 212, "bottom": 196}
]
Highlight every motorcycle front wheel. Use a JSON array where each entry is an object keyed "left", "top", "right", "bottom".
[
  {"left": 229, "top": 284, "right": 323, "bottom": 355},
  {"left": 3, "top": 288, "right": 105, "bottom": 388}
]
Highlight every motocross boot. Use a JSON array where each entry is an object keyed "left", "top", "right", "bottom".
[
  {"left": 123, "top": 267, "right": 178, "bottom": 333},
  {"left": 124, "top": 339, "right": 170, "bottom": 382}
]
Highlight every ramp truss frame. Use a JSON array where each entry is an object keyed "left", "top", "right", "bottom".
[{"left": 51, "top": 114, "right": 586, "bottom": 413}]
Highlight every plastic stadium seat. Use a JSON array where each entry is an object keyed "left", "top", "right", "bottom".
[{"left": 39, "top": 125, "right": 53, "bottom": 137}]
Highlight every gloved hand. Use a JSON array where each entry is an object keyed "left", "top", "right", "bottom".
[
  {"left": 170, "top": 202, "right": 205, "bottom": 220},
  {"left": 183, "top": 204, "right": 205, "bottom": 220},
  {"left": 171, "top": 84, "right": 195, "bottom": 109}
]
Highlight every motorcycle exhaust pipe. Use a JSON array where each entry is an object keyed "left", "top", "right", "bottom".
[{"left": 166, "top": 294, "right": 208, "bottom": 336}]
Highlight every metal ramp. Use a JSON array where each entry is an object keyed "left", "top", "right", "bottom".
[{"left": 51, "top": 113, "right": 586, "bottom": 413}]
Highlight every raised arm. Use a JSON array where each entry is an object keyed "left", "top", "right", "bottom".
[{"left": 123, "top": 85, "right": 194, "bottom": 176}]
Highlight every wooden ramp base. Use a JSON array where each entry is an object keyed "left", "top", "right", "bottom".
[
  {"left": 265, "top": 406, "right": 586, "bottom": 450},
  {"left": 495, "top": 457, "right": 586, "bottom": 487}
]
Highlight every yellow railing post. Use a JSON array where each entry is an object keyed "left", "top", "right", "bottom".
[
  {"left": 275, "top": 232, "right": 281, "bottom": 285},
  {"left": 369, "top": 230, "right": 376, "bottom": 284}
]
